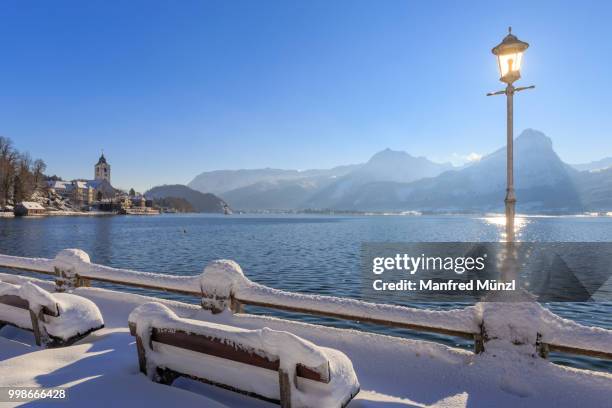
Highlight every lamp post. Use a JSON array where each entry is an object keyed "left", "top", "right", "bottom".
[{"left": 487, "top": 27, "right": 534, "bottom": 242}]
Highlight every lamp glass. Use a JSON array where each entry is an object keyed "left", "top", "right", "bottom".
[{"left": 497, "top": 51, "right": 523, "bottom": 79}]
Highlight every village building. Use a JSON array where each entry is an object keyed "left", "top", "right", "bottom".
[
  {"left": 47, "top": 153, "right": 117, "bottom": 206},
  {"left": 14, "top": 202, "right": 46, "bottom": 216},
  {"left": 47, "top": 180, "right": 95, "bottom": 206},
  {"left": 130, "top": 196, "right": 146, "bottom": 208},
  {"left": 71, "top": 181, "right": 95, "bottom": 207},
  {"left": 1, "top": 205, "right": 14, "bottom": 213},
  {"left": 47, "top": 180, "right": 72, "bottom": 199}
]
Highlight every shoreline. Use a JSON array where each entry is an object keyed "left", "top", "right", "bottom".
[
  {"left": 4, "top": 211, "right": 612, "bottom": 219},
  {"left": 46, "top": 211, "right": 117, "bottom": 216}
]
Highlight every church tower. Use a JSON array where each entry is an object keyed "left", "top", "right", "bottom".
[{"left": 95, "top": 153, "right": 111, "bottom": 183}]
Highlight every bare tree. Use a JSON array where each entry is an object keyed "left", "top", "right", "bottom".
[
  {"left": 33, "top": 159, "right": 46, "bottom": 189},
  {"left": 0, "top": 137, "right": 17, "bottom": 205},
  {"left": 0, "top": 138, "right": 46, "bottom": 206}
]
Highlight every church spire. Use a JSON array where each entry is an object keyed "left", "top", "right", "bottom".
[
  {"left": 94, "top": 151, "right": 111, "bottom": 183},
  {"left": 97, "top": 151, "right": 107, "bottom": 165}
]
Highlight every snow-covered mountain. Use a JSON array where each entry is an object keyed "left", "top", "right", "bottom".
[
  {"left": 188, "top": 165, "right": 361, "bottom": 195},
  {"left": 570, "top": 157, "right": 612, "bottom": 172},
  {"left": 325, "top": 129, "right": 582, "bottom": 212},
  {"left": 302, "top": 150, "right": 453, "bottom": 210},
  {"left": 217, "top": 151, "right": 452, "bottom": 210},
  {"left": 187, "top": 129, "right": 612, "bottom": 213}
]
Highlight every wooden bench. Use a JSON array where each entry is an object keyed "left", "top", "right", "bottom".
[
  {"left": 0, "top": 281, "right": 104, "bottom": 347},
  {"left": 0, "top": 292, "right": 59, "bottom": 346},
  {"left": 129, "top": 302, "right": 359, "bottom": 408}
]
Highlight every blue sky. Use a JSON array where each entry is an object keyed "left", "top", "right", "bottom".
[{"left": 1, "top": 1, "right": 611, "bottom": 192}]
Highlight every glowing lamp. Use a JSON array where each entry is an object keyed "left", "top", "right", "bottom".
[{"left": 492, "top": 27, "right": 529, "bottom": 84}]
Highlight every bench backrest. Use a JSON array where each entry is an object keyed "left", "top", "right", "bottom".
[
  {"left": 154, "top": 327, "right": 329, "bottom": 383},
  {"left": 0, "top": 285, "right": 60, "bottom": 346},
  {"left": 0, "top": 294, "right": 59, "bottom": 317},
  {"left": 129, "top": 320, "right": 330, "bottom": 383}
]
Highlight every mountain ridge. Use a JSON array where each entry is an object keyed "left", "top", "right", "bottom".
[{"left": 187, "top": 129, "right": 612, "bottom": 213}]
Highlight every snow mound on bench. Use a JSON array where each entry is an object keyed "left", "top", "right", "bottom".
[
  {"left": 0, "top": 280, "right": 19, "bottom": 295},
  {"left": 130, "top": 302, "right": 360, "bottom": 407},
  {"left": 0, "top": 280, "right": 56, "bottom": 315},
  {"left": 0, "top": 280, "right": 103, "bottom": 343},
  {"left": 48, "top": 292, "right": 104, "bottom": 341},
  {"left": 19, "top": 281, "right": 58, "bottom": 314}
]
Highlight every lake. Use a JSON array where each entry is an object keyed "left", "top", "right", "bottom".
[{"left": 1, "top": 213, "right": 611, "bottom": 371}]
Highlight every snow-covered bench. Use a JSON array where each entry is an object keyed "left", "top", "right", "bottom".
[
  {"left": 0, "top": 281, "right": 104, "bottom": 347},
  {"left": 128, "top": 302, "right": 360, "bottom": 408}
]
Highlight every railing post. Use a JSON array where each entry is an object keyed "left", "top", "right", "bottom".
[
  {"left": 54, "top": 266, "right": 77, "bottom": 292},
  {"left": 53, "top": 249, "right": 91, "bottom": 292},
  {"left": 474, "top": 334, "right": 484, "bottom": 354},
  {"left": 474, "top": 322, "right": 487, "bottom": 354},
  {"left": 536, "top": 332, "right": 549, "bottom": 358},
  {"left": 230, "top": 296, "right": 244, "bottom": 313},
  {"left": 200, "top": 293, "right": 228, "bottom": 314},
  {"left": 199, "top": 260, "right": 246, "bottom": 314}
]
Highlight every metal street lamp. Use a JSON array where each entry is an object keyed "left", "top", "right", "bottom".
[{"left": 487, "top": 27, "right": 534, "bottom": 242}]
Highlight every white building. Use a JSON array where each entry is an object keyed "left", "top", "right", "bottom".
[
  {"left": 95, "top": 153, "right": 111, "bottom": 183},
  {"left": 46, "top": 154, "right": 115, "bottom": 206}
]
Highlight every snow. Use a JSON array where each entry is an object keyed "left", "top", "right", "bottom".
[
  {"left": 0, "top": 303, "right": 32, "bottom": 330},
  {"left": 1, "top": 280, "right": 58, "bottom": 318},
  {"left": 52, "top": 249, "right": 205, "bottom": 294},
  {"left": 16, "top": 202, "right": 45, "bottom": 210},
  {"left": 239, "top": 281, "right": 478, "bottom": 334},
  {"left": 0, "top": 253, "right": 55, "bottom": 274},
  {"left": 46, "top": 292, "right": 104, "bottom": 341},
  {"left": 197, "top": 259, "right": 478, "bottom": 333},
  {"left": 3, "top": 251, "right": 476, "bottom": 336},
  {"left": 475, "top": 298, "right": 612, "bottom": 357},
  {"left": 130, "top": 302, "right": 359, "bottom": 407},
  {"left": 0, "top": 279, "right": 104, "bottom": 343},
  {"left": 3, "top": 250, "right": 612, "bottom": 356},
  {"left": 1, "top": 273, "right": 611, "bottom": 407},
  {"left": 533, "top": 307, "right": 612, "bottom": 353},
  {"left": 200, "top": 260, "right": 247, "bottom": 301}
]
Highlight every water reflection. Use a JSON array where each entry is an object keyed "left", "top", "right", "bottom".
[{"left": 481, "top": 214, "right": 529, "bottom": 242}]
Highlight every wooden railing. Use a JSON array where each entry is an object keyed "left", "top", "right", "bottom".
[{"left": 1, "top": 249, "right": 611, "bottom": 363}]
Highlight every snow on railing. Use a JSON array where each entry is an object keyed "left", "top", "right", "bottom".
[
  {"left": 237, "top": 281, "right": 479, "bottom": 337},
  {"left": 0, "top": 250, "right": 202, "bottom": 295},
  {"left": 536, "top": 308, "right": 612, "bottom": 360},
  {"left": 0, "top": 253, "right": 55, "bottom": 274},
  {"left": 1, "top": 248, "right": 612, "bottom": 362}
]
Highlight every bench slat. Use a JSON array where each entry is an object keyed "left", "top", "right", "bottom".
[
  {"left": 0, "top": 295, "right": 59, "bottom": 317},
  {"left": 0, "top": 295, "right": 29, "bottom": 310},
  {"left": 151, "top": 328, "right": 329, "bottom": 383}
]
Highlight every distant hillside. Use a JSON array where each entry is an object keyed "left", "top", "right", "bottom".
[
  {"left": 145, "top": 185, "right": 229, "bottom": 213},
  {"left": 570, "top": 157, "right": 612, "bottom": 172},
  {"left": 188, "top": 165, "right": 361, "bottom": 195},
  {"left": 574, "top": 167, "right": 612, "bottom": 211},
  {"left": 222, "top": 178, "right": 323, "bottom": 211}
]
